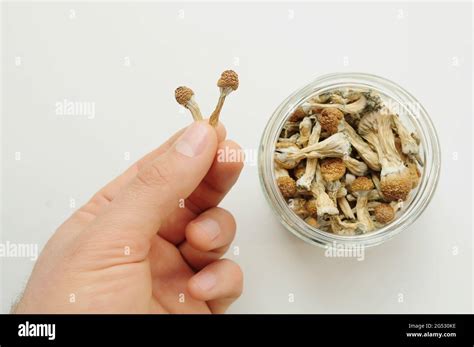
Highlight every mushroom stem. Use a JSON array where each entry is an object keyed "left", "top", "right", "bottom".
[
  {"left": 310, "top": 164, "right": 339, "bottom": 216},
  {"left": 343, "top": 156, "right": 368, "bottom": 176},
  {"left": 338, "top": 196, "right": 355, "bottom": 219},
  {"left": 342, "top": 120, "right": 381, "bottom": 171},
  {"left": 391, "top": 114, "right": 419, "bottom": 157},
  {"left": 275, "top": 132, "right": 350, "bottom": 169},
  {"left": 370, "top": 173, "right": 385, "bottom": 200},
  {"left": 187, "top": 102, "right": 203, "bottom": 121},
  {"left": 355, "top": 194, "right": 374, "bottom": 232},
  {"left": 278, "top": 133, "right": 300, "bottom": 144},
  {"left": 296, "top": 121, "right": 321, "bottom": 190},
  {"left": 306, "top": 94, "right": 368, "bottom": 114},
  {"left": 296, "top": 117, "right": 312, "bottom": 147},
  {"left": 209, "top": 94, "right": 226, "bottom": 126},
  {"left": 326, "top": 180, "right": 342, "bottom": 203},
  {"left": 351, "top": 176, "right": 375, "bottom": 233}
]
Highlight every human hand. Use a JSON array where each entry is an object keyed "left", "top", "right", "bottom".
[{"left": 14, "top": 121, "right": 244, "bottom": 313}]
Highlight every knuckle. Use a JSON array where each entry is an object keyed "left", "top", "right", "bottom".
[
  {"left": 69, "top": 194, "right": 110, "bottom": 223},
  {"left": 72, "top": 209, "right": 97, "bottom": 224},
  {"left": 83, "top": 193, "right": 110, "bottom": 213},
  {"left": 136, "top": 160, "right": 173, "bottom": 189}
]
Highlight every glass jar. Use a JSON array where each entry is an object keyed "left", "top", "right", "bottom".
[{"left": 258, "top": 72, "right": 441, "bottom": 248}]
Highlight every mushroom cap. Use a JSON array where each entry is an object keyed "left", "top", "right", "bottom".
[
  {"left": 322, "top": 107, "right": 344, "bottom": 120},
  {"left": 305, "top": 216, "right": 319, "bottom": 228},
  {"left": 317, "top": 108, "right": 343, "bottom": 135},
  {"left": 288, "top": 106, "right": 306, "bottom": 122},
  {"left": 305, "top": 199, "right": 318, "bottom": 216},
  {"left": 374, "top": 203, "right": 395, "bottom": 224},
  {"left": 175, "top": 86, "right": 194, "bottom": 105},
  {"left": 381, "top": 172, "right": 412, "bottom": 201},
  {"left": 277, "top": 176, "right": 297, "bottom": 198},
  {"left": 320, "top": 158, "right": 346, "bottom": 182},
  {"left": 293, "top": 163, "right": 307, "bottom": 180},
  {"left": 217, "top": 70, "right": 239, "bottom": 90},
  {"left": 351, "top": 176, "right": 374, "bottom": 192}
]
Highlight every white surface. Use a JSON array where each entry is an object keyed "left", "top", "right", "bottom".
[{"left": 1, "top": 1, "right": 472, "bottom": 313}]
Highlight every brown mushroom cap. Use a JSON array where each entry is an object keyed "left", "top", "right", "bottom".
[
  {"left": 320, "top": 158, "right": 346, "bottom": 182},
  {"left": 305, "top": 199, "right": 318, "bottom": 216},
  {"left": 317, "top": 108, "right": 344, "bottom": 135},
  {"left": 351, "top": 176, "right": 374, "bottom": 192},
  {"left": 380, "top": 174, "right": 412, "bottom": 201},
  {"left": 374, "top": 203, "right": 395, "bottom": 224},
  {"left": 217, "top": 70, "right": 239, "bottom": 90},
  {"left": 277, "top": 176, "right": 297, "bottom": 198},
  {"left": 305, "top": 216, "right": 319, "bottom": 228},
  {"left": 288, "top": 106, "right": 306, "bottom": 122},
  {"left": 175, "top": 86, "right": 194, "bottom": 105},
  {"left": 293, "top": 163, "right": 307, "bottom": 180}
]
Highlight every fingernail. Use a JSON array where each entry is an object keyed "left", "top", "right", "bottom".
[
  {"left": 195, "top": 218, "right": 220, "bottom": 241},
  {"left": 175, "top": 122, "right": 209, "bottom": 157},
  {"left": 194, "top": 272, "right": 217, "bottom": 291}
]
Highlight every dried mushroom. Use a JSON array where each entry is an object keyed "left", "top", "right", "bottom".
[
  {"left": 274, "top": 87, "right": 423, "bottom": 235},
  {"left": 209, "top": 70, "right": 239, "bottom": 126},
  {"left": 275, "top": 165, "right": 297, "bottom": 199},
  {"left": 374, "top": 203, "right": 395, "bottom": 224},
  {"left": 351, "top": 176, "right": 375, "bottom": 233},
  {"left": 296, "top": 121, "right": 321, "bottom": 190},
  {"left": 175, "top": 86, "right": 203, "bottom": 121}
]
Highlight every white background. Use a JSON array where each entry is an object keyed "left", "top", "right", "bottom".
[{"left": 1, "top": 1, "right": 472, "bottom": 313}]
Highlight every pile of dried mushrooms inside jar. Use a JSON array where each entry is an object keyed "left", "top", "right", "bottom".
[{"left": 274, "top": 89, "right": 423, "bottom": 235}]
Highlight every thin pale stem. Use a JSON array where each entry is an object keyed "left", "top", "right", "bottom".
[
  {"left": 187, "top": 101, "right": 203, "bottom": 121},
  {"left": 209, "top": 93, "right": 226, "bottom": 127}
]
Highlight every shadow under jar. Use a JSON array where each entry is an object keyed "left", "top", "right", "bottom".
[{"left": 258, "top": 73, "right": 441, "bottom": 248}]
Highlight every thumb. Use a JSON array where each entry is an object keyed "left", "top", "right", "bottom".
[{"left": 87, "top": 121, "right": 218, "bottom": 241}]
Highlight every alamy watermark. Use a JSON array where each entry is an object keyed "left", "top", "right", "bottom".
[
  {"left": 55, "top": 99, "right": 96, "bottom": 119},
  {"left": 324, "top": 241, "right": 365, "bottom": 261},
  {"left": 0, "top": 241, "right": 38, "bottom": 261},
  {"left": 382, "top": 99, "right": 423, "bottom": 119},
  {"left": 216, "top": 147, "right": 257, "bottom": 166},
  {"left": 18, "top": 321, "right": 55, "bottom": 341}
]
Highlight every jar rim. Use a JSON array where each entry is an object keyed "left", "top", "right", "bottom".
[{"left": 258, "top": 72, "right": 441, "bottom": 248}]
